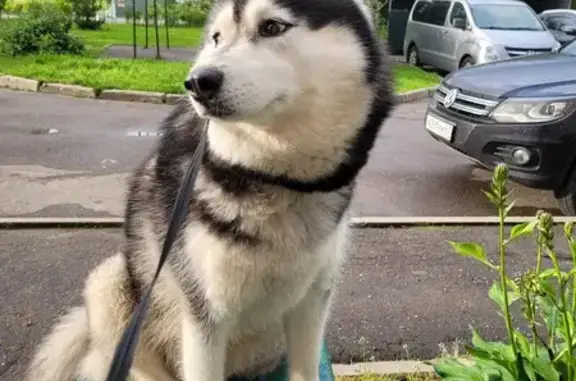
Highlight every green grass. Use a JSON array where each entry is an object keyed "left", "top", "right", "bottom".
[
  {"left": 392, "top": 64, "right": 440, "bottom": 93},
  {"left": 71, "top": 23, "right": 204, "bottom": 55},
  {"left": 0, "top": 53, "right": 440, "bottom": 94},
  {"left": 337, "top": 373, "right": 438, "bottom": 381},
  {"left": 0, "top": 54, "right": 190, "bottom": 93},
  {"left": 0, "top": 19, "right": 440, "bottom": 94}
]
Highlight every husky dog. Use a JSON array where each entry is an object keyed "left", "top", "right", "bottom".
[{"left": 25, "top": 0, "right": 393, "bottom": 380}]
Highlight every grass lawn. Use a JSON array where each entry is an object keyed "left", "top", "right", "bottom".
[
  {"left": 0, "top": 21, "right": 439, "bottom": 94},
  {"left": 392, "top": 65, "right": 440, "bottom": 93},
  {"left": 0, "top": 53, "right": 440, "bottom": 94}
]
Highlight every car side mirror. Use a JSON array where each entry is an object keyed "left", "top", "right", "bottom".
[
  {"left": 560, "top": 25, "right": 576, "bottom": 35},
  {"left": 452, "top": 17, "right": 467, "bottom": 30}
]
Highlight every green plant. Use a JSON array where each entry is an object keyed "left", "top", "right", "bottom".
[
  {"left": 176, "top": 0, "right": 207, "bottom": 27},
  {"left": 432, "top": 163, "right": 576, "bottom": 381},
  {"left": 1, "top": 2, "right": 85, "bottom": 55},
  {"left": 364, "top": 0, "right": 388, "bottom": 39},
  {"left": 69, "top": 0, "right": 106, "bottom": 29},
  {"left": 0, "top": 0, "right": 7, "bottom": 18},
  {"left": 124, "top": 2, "right": 142, "bottom": 23},
  {"left": 145, "top": 1, "right": 178, "bottom": 26}
]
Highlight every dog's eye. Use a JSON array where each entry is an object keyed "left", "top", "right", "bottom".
[
  {"left": 258, "top": 19, "right": 291, "bottom": 38},
  {"left": 212, "top": 32, "right": 221, "bottom": 46}
]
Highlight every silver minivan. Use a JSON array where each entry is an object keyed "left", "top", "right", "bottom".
[{"left": 403, "top": 0, "right": 560, "bottom": 72}]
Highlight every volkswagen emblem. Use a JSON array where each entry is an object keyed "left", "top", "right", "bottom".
[{"left": 443, "top": 88, "right": 459, "bottom": 109}]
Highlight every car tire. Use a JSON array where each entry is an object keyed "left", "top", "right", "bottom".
[
  {"left": 460, "top": 56, "right": 475, "bottom": 69},
  {"left": 554, "top": 167, "right": 576, "bottom": 216},
  {"left": 407, "top": 45, "right": 421, "bottom": 67}
]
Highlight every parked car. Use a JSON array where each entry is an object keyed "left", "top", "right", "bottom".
[
  {"left": 540, "top": 9, "right": 576, "bottom": 45},
  {"left": 403, "top": 0, "right": 560, "bottom": 72},
  {"left": 424, "top": 38, "right": 576, "bottom": 215}
]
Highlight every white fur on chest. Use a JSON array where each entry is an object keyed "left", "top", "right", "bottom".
[{"left": 183, "top": 211, "right": 348, "bottom": 334}]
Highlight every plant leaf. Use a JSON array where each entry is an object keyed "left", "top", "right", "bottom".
[
  {"left": 489, "top": 282, "right": 521, "bottom": 311},
  {"left": 507, "top": 221, "right": 537, "bottom": 243},
  {"left": 504, "top": 199, "right": 517, "bottom": 217},
  {"left": 434, "top": 358, "right": 479, "bottom": 379},
  {"left": 449, "top": 241, "right": 493, "bottom": 267},
  {"left": 563, "top": 221, "right": 574, "bottom": 240},
  {"left": 469, "top": 329, "right": 516, "bottom": 363},
  {"left": 513, "top": 331, "right": 532, "bottom": 358},
  {"left": 515, "top": 353, "right": 532, "bottom": 381},
  {"left": 529, "top": 348, "right": 560, "bottom": 381},
  {"left": 482, "top": 189, "right": 499, "bottom": 206},
  {"left": 538, "top": 268, "right": 557, "bottom": 280},
  {"left": 474, "top": 357, "right": 517, "bottom": 381}
]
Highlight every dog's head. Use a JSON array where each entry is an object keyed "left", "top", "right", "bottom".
[
  {"left": 185, "top": 0, "right": 393, "bottom": 184},
  {"left": 187, "top": 0, "right": 390, "bottom": 120}
]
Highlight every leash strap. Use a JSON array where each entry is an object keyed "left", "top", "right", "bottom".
[{"left": 104, "top": 125, "right": 208, "bottom": 381}]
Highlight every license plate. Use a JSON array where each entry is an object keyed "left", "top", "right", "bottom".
[{"left": 425, "top": 113, "right": 454, "bottom": 142}]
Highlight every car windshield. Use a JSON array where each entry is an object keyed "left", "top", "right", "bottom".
[
  {"left": 559, "top": 39, "right": 576, "bottom": 55},
  {"left": 470, "top": 4, "right": 545, "bottom": 31}
]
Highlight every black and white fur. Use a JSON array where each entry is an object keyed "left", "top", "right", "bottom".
[{"left": 25, "top": 0, "right": 393, "bottom": 380}]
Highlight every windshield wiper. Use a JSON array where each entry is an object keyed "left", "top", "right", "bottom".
[
  {"left": 505, "top": 27, "right": 542, "bottom": 31},
  {"left": 481, "top": 26, "right": 541, "bottom": 31}
]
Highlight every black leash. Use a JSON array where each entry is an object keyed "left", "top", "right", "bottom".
[{"left": 104, "top": 124, "right": 208, "bottom": 381}]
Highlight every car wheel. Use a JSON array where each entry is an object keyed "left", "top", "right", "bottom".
[
  {"left": 460, "top": 56, "right": 475, "bottom": 69},
  {"left": 407, "top": 45, "right": 421, "bottom": 67},
  {"left": 554, "top": 167, "right": 576, "bottom": 216}
]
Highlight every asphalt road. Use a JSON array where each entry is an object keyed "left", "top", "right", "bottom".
[
  {"left": 2, "top": 226, "right": 571, "bottom": 380},
  {"left": 0, "top": 89, "right": 560, "bottom": 218}
]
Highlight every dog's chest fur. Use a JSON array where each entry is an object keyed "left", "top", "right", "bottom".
[{"left": 178, "top": 170, "right": 352, "bottom": 325}]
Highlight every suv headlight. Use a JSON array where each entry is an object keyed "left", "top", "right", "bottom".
[
  {"left": 491, "top": 99, "right": 576, "bottom": 123},
  {"left": 482, "top": 45, "right": 500, "bottom": 62}
]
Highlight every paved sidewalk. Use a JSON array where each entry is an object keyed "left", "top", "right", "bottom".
[
  {"left": 2, "top": 225, "right": 571, "bottom": 381},
  {"left": 100, "top": 44, "right": 199, "bottom": 61},
  {"left": 98, "top": 43, "right": 405, "bottom": 63}
]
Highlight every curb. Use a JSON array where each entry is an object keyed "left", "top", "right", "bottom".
[
  {"left": 1, "top": 215, "right": 573, "bottom": 229},
  {"left": 332, "top": 360, "right": 434, "bottom": 376},
  {"left": 0, "top": 75, "right": 436, "bottom": 105},
  {"left": 393, "top": 86, "right": 437, "bottom": 104}
]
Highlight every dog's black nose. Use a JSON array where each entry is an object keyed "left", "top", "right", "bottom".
[{"left": 184, "top": 67, "right": 224, "bottom": 100}]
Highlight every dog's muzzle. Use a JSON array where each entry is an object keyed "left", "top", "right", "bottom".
[{"left": 184, "top": 67, "right": 224, "bottom": 104}]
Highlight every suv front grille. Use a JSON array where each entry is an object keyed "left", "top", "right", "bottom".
[
  {"left": 505, "top": 47, "right": 552, "bottom": 57},
  {"left": 434, "top": 85, "right": 500, "bottom": 120}
]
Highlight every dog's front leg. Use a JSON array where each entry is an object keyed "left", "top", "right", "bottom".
[
  {"left": 283, "top": 280, "right": 333, "bottom": 381},
  {"left": 181, "top": 313, "right": 228, "bottom": 381}
]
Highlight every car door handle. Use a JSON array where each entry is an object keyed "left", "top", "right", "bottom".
[{"left": 439, "top": 30, "right": 448, "bottom": 37}]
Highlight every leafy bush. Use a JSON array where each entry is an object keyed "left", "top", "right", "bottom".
[
  {"left": 0, "top": 0, "right": 8, "bottom": 18},
  {"left": 69, "top": 0, "right": 105, "bottom": 29},
  {"left": 146, "top": 2, "right": 179, "bottom": 27},
  {"left": 74, "top": 17, "right": 104, "bottom": 30},
  {"left": 176, "top": 0, "right": 207, "bottom": 27},
  {"left": 432, "top": 164, "right": 576, "bottom": 381},
  {"left": 1, "top": 2, "right": 85, "bottom": 55},
  {"left": 124, "top": 2, "right": 142, "bottom": 23},
  {"left": 136, "top": 0, "right": 210, "bottom": 27},
  {"left": 4, "top": 0, "right": 72, "bottom": 15}
]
